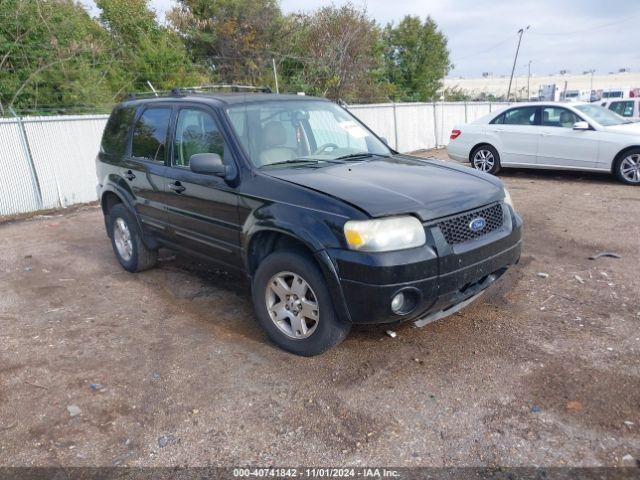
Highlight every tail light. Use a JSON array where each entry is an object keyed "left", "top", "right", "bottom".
[{"left": 450, "top": 129, "right": 461, "bottom": 140}]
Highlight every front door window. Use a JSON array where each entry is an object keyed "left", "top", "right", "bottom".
[{"left": 174, "top": 108, "right": 226, "bottom": 168}]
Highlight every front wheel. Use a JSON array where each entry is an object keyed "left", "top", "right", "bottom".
[
  {"left": 471, "top": 145, "right": 501, "bottom": 175},
  {"left": 252, "top": 250, "right": 351, "bottom": 356},
  {"left": 614, "top": 149, "right": 640, "bottom": 185}
]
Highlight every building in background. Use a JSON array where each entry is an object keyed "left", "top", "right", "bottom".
[{"left": 445, "top": 71, "right": 640, "bottom": 101}]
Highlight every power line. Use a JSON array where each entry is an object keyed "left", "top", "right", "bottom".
[
  {"left": 450, "top": 33, "right": 518, "bottom": 64},
  {"left": 529, "top": 14, "right": 640, "bottom": 36}
]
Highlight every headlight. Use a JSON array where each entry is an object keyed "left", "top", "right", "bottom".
[
  {"left": 344, "top": 216, "right": 426, "bottom": 252},
  {"left": 503, "top": 188, "right": 514, "bottom": 209}
]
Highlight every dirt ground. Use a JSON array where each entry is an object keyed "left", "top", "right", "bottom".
[{"left": 1, "top": 149, "right": 639, "bottom": 467}]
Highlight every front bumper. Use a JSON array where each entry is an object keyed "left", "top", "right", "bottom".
[{"left": 325, "top": 204, "right": 523, "bottom": 325}]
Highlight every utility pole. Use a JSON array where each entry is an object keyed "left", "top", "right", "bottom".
[
  {"left": 272, "top": 58, "right": 279, "bottom": 94},
  {"left": 588, "top": 69, "right": 596, "bottom": 101},
  {"left": 507, "top": 26, "right": 529, "bottom": 102},
  {"left": 527, "top": 60, "right": 532, "bottom": 101}
]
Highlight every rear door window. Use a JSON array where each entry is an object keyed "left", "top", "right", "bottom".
[
  {"left": 131, "top": 107, "right": 172, "bottom": 162},
  {"left": 492, "top": 107, "right": 539, "bottom": 126}
]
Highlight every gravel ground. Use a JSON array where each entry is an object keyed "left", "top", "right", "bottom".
[{"left": 0, "top": 149, "right": 639, "bottom": 467}]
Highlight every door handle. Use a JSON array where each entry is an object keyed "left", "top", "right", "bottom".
[
  {"left": 123, "top": 170, "right": 136, "bottom": 181},
  {"left": 168, "top": 182, "right": 186, "bottom": 194},
  {"left": 492, "top": 128, "right": 504, "bottom": 132},
  {"left": 541, "top": 132, "right": 552, "bottom": 136}
]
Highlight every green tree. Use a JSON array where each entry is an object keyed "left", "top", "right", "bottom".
[
  {"left": 97, "top": 0, "right": 205, "bottom": 96},
  {"left": 283, "top": 4, "right": 388, "bottom": 102},
  {"left": 168, "top": 0, "right": 283, "bottom": 86},
  {"left": 0, "top": 0, "right": 112, "bottom": 113},
  {"left": 384, "top": 15, "right": 451, "bottom": 102}
]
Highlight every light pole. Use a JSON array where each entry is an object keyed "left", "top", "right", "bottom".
[
  {"left": 588, "top": 69, "right": 595, "bottom": 101},
  {"left": 507, "top": 26, "right": 530, "bottom": 102},
  {"left": 527, "top": 60, "right": 532, "bottom": 101}
]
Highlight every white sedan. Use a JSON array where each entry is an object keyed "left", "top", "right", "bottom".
[{"left": 447, "top": 102, "right": 640, "bottom": 185}]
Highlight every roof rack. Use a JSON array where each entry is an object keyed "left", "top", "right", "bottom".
[{"left": 126, "top": 84, "right": 272, "bottom": 100}]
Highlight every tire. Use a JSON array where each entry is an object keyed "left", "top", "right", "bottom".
[
  {"left": 470, "top": 145, "right": 501, "bottom": 175},
  {"left": 107, "top": 204, "right": 158, "bottom": 272},
  {"left": 613, "top": 149, "right": 640, "bottom": 185},
  {"left": 252, "top": 250, "right": 351, "bottom": 356}
]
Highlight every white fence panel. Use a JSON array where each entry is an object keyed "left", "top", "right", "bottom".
[
  {"left": 23, "top": 115, "right": 108, "bottom": 210},
  {"left": 0, "top": 118, "right": 41, "bottom": 216},
  {"left": 348, "top": 101, "right": 510, "bottom": 151},
  {"left": 466, "top": 102, "right": 508, "bottom": 124},
  {"left": 348, "top": 104, "right": 397, "bottom": 149},
  {"left": 394, "top": 103, "right": 436, "bottom": 152}
]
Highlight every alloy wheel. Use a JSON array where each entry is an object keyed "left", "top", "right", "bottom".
[
  {"left": 265, "top": 271, "right": 319, "bottom": 339},
  {"left": 113, "top": 217, "right": 133, "bottom": 262},
  {"left": 620, "top": 154, "right": 640, "bottom": 183},
  {"left": 473, "top": 149, "right": 495, "bottom": 172}
]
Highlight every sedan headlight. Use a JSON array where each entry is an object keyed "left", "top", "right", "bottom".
[
  {"left": 344, "top": 216, "right": 426, "bottom": 252},
  {"left": 503, "top": 188, "right": 514, "bottom": 209}
]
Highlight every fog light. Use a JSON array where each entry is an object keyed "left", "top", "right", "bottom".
[{"left": 391, "top": 292, "right": 406, "bottom": 314}]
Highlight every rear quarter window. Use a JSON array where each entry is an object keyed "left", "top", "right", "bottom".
[{"left": 101, "top": 106, "right": 135, "bottom": 156}]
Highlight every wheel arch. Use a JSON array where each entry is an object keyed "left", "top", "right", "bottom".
[
  {"left": 99, "top": 186, "right": 158, "bottom": 250},
  {"left": 100, "top": 190, "right": 123, "bottom": 216},
  {"left": 246, "top": 229, "right": 317, "bottom": 277},
  {"left": 469, "top": 142, "right": 498, "bottom": 163},
  {"left": 612, "top": 145, "right": 640, "bottom": 173},
  {"left": 244, "top": 227, "right": 352, "bottom": 324}
]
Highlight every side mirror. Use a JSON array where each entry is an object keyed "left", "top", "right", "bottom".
[
  {"left": 573, "top": 121, "right": 590, "bottom": 131},
  {"left": 379, "top": 136, "right": 389, "bottom": 145},
  {"left": 190, "top": 153, "right": 228, "bottom": 176}
]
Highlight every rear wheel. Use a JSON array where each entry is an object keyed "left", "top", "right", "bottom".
[
  {"left": 252, "top": 250, "right": 351, "bottom": 356},
  {"left": 108, "top": 204, "right": 158, "bottom": 272},
  {"left": 614, "top": 149, "right": 640, "bottom": 185},
  {"left": 471, "top": 145, "right": 501, "bottom": 175}
]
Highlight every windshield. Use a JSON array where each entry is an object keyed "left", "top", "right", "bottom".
[
  {"left": 574, "top": 104, "right": 631, "bottom": 126},
  {"left": 226, "top": 100, "right": 391, "bottom": 168}
]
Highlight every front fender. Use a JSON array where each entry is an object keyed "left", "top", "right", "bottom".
[
  {"left": 241, "top": 202, "right": 347, "bottom": 254},
  {"left": 241, "top": 203, "right": 353, "bottom": 323}
]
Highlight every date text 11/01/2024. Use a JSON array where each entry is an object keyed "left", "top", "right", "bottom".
[{"left": 232, "top": 468, "right": 400, "bottom": 477}]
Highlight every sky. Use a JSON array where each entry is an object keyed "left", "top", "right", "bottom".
[{"left": 83, "top": 0, "right": 640, "bottom": 78}]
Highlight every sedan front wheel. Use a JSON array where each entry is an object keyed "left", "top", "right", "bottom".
[{"left": 615, "top": 149, "right": 640, "bottom": 185}]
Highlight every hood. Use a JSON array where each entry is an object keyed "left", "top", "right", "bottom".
[
  {"left": 603, "top": 122, "right": 640, "bottom": 136},
  {"left": 264, "top": 155, "right": 504, "bottom": 222}
]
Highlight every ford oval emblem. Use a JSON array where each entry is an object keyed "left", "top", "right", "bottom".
[{"left": 469, "top": 217, "right": 486, "bottom": 232}]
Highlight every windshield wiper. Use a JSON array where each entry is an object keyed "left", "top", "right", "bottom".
[
  {"left": 261, "top": 159, "right": 322, "bottom": 168},
  {"left": 261, "top": 158, "right": 348, "bottom": 168},
  {"left": 333, "top": 152, "right": 374, "bottom": 161}
]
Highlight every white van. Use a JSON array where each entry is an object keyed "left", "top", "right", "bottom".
[
  {"left": 601, "top": 88, "right": 633, "bottom": 100},
  {"left": 601, "top": 98, "right": 640, "bottom": 121},
  {"left": 561, "top": 90, "right": 591, "bottom": 102}
]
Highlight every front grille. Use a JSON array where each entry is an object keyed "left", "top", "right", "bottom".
[{"left": 437, "top": 203, "right": 504, "bottom": 245}]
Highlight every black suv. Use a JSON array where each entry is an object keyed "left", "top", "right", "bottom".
[{"left": 97, "top": 92, "right": 523, "bottom": 356}]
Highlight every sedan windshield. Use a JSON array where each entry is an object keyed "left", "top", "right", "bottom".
[
  {"left": 227, "top": 100, "right": 391, "bottom": 168},
  {"left": 574, "top": 104, "right": 632, "bottom": 126}
]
